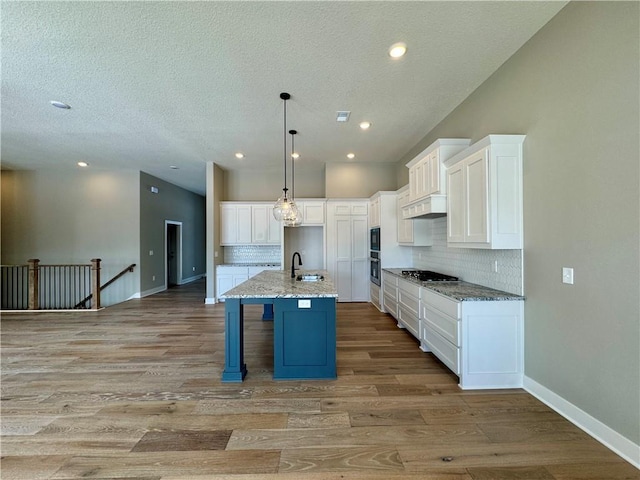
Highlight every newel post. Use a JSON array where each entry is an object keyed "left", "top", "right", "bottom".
[
  {"left": 91, "top": 258, "right": 101, "bottom": 310},
  {"left": 27, "top": 259, "right": 40, "bottom": 310}
]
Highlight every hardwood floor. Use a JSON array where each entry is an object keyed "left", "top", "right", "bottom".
[{"left": 1, "top": 279, "right": 637, "bottom": 479}]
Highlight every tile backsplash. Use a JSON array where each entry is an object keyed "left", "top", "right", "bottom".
[
  {"left": 223, "top": 245, "right": 281, "bottom": 264},
  {"left": 412, "top": 217, "right": 523, "bottom": 295}
]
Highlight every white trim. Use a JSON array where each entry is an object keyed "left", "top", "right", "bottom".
[
  {"left": 523, "top": 375, "right": 640, "bottom": 468},
  {"left": 165, "top": 220, "right": 183, "bottom": 288},
  {"left": 137, "top": 285, "right": 166, "bottom": 298},
  {"left": 204, "top": 297, "right": 216, "bottom": 305},
  {"left": 178, "top": 274, "right": 204, "bottom": 285}
]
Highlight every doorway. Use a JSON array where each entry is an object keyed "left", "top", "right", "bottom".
[{"left": 165, "top": 221, "right": 182, "bottom": 288}]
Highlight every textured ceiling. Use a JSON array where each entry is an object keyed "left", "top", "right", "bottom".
[{"left": 1, "top": 1, "right": 566, "bottom": 195}]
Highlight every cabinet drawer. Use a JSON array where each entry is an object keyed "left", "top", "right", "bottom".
[
  {"left": 398, "top": 305, "right": 419, "bottom": 339},
  {"left": 398, "top": 278, "right": 420, "bottom": 298},
  {"left": 397, "top": 289, "right": 419, "bottom": 317},
  {"left": 422, "top": 304, "right": 460, "bottom": 347},
  {"left": 421, "top": 322, "right": 460, "bottom": 374},
  {"left": 383, "top": 295, "right": 398, "bottom": 318},
  {"left": 421, "top": 288, "right": 460, "bottom": 318}
]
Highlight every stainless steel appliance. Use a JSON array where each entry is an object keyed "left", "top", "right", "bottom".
[
  {"left": 401, "top": 270, "right": 459, "bottom": 282},
  {"left": 370, "top": 251, "right": 380, "bottom": 285},
  {"left": 370, "top": 227, "right": 380, "bottom": 252}
]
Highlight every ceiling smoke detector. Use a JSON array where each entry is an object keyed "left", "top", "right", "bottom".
[{"left": 336, "top": 111, "right": 351, "bottom": 122}]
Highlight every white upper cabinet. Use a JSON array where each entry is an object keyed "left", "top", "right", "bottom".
[
  {"left": 404, "top": 139, "right": 470, "bottom": 218},
  {"left": 296, "top": 200, "right": 326, "bottom": 226},
  {"left": 369, "top": 196, "right": 380, "bottom": 227},
  {"left": 397, "top": 185, "right": 433, "bottom": 246},
  {"left": 444, "top": 135, "right": 525, "bottom": 249},
  {"left": 220, "top": 202, "right": 281, "bottom": 245}
]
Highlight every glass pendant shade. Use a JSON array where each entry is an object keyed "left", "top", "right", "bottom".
[
  {"left": 273, "top": 189, "right": 291, "bottom": 222},
  {"left": 283, "top": 202, "right": 302, "bottom": 227}
]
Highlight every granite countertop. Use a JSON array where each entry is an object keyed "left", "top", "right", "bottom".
[
  {"left": 383, "top": 268, "right": 524, "bottom": 302},
  {"left": 221, "top": 270, "right": 338, "bottom": 299}
]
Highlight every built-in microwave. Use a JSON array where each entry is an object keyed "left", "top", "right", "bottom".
[{"left": 370, "top": 227, "right": 380, "bottom": 251}]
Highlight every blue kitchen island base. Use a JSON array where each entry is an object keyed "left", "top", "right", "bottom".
[
  {"left": 220, "top": 270, "right": 338, "bottom": 383},
  {"left": 273, "top": 298, "right": 336, "bottom": 380}
]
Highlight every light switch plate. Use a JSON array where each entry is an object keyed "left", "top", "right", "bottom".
[
  {"left": 298, "top": 299, "right": 311, "bottom": 309},
  {"left": 562, "top": 267, "right": 574, "bottom": 284}
]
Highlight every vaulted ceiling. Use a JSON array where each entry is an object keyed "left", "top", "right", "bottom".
[{"left": 1, "top": 1, "right": 566, "bottom": 195}]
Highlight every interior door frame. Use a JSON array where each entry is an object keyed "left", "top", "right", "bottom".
[{"left": 165, "top": 220, "right": 183, "bottom": 288}]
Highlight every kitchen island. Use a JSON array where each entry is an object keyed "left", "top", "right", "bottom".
[{"left": 220, "top": 270, "right": 338, "bottom": 382}]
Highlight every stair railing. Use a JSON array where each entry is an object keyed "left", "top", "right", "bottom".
[
  {"left": 1, "top": 259, "right": 135, "bottom": 310},
  {"left": 74, "top": 263, "right": 136, "bottom": 309}
]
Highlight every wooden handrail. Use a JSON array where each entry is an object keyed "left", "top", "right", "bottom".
[{"left": 74, "top": 263, "right": 136, "bottom": 309}]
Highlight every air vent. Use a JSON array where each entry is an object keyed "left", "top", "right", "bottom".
[{"left": 336, "top": 111, "right": 351, "bottom": 122}]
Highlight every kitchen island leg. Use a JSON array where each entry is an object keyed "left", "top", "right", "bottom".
[{"left": 221, "top": 298, "right": 247, "bottom": 382}]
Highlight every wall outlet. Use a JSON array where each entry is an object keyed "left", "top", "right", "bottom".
[
  {"left": 492, "top": 260, "right": 498, "bottom": 273},
  {"left": 152, "top": 275, "right": 155, "bottom": 281},
  {"left": 192, "top": 266, "right": 196, "bottom": 272},
  {"left": 562, "top": 267, "right": 574, "bottom": 284},
  {"left": 215, "top": 251, "right": 219, "bottom": 258},
  {"left": 149, "top": 250, "right": 154, "bottom": 256}
]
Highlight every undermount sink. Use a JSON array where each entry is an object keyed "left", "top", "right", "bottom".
[{"left": 296, "top": 274, "right": 324, "bottom": 282}]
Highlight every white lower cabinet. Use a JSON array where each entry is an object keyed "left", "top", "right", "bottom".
[
  {"left": 370, "top": 283, "right": 381, "bottom": 311},
  {"left": 382, "top": 272, "right": 398, "bottom": 318},
  {"left": 419, "top": 287, "right": 524, "bottom": 390},
  {"left": 396, "top": 277, "right": 420, "bottom": 338}
]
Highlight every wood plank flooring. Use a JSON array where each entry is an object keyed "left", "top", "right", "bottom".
[{"left": 1, "top": 279, "right": 637, "bottom": 479}]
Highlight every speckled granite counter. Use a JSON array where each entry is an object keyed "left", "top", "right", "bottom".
[
  {"left": 383, "top": 268, "right": 524, "bottom": 302},
  {"left": 221, "top": 270, "right": 337, "bottom": 299}
]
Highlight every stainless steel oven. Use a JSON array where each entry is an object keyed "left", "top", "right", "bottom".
[{"left": 370, "top": 251, "right": 380, "bottom": 286}]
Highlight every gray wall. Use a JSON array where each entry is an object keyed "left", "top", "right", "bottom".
[
  {"left": 224, "top": 164, "right": 325, "bottom": 201},
  {"left": 1, "top": 168, "right": 141, "bottom": 306},
  {"left": 397, "top": 2, "right": 639, "bottom": 444},
  {"left": 139, "top": 172, "right": 206, "bottom": 294}
]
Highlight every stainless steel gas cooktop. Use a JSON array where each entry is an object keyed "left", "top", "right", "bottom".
[{"left": 401, "top": 270, "right": 459, "bottom": 282}]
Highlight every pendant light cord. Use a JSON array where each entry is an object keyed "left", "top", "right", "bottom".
[
  {"left": 291, "top": 130, "right": 296, "bottom": 200},
  {"left": 282, "top": 95, "right": 288, "bottom": 195}
]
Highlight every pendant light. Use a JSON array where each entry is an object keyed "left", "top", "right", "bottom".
[
  {"left": 273, "top": 92, "right": 298, "bottom": 221},
  {"left": 284, "top": 129, "right": 303, "bottom": 227}
]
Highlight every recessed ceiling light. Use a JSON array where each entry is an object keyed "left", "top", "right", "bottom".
[
  {"left": 77, "top": 161, "right": 88, "bottom": 167},
  {"left": 235, "top": 152, "right": 244, "bottom": 159},
  {"left": 389, "top": 42, "right": 407, "bottom": 58},
  {"left": 292, "top": 152, "right": 300, "bottom": 159},
  {"left": 347, "top": 153, "right": 355, "bottom": 159},
  {"left": 170, "top": 165, "right": 179, "bottom": 169},
  {"left": 50, "top": 100, "right": 71, "bottom": 109},
  {"left": 359, "top": 121, "right": 371, "bottom": 130}
]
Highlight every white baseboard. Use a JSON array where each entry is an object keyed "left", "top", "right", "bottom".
[
  {"left": 204, "top": 297, "right": 216, "bottom": 305},
  {"left": 179, "top": 274, "right": 204, "bottom": 285},
  {"left": 137, "top": 285, "right": 166, "bottom": 298},
  {"left": 523, "top": 375, "right": 640, "bottom": 468}
]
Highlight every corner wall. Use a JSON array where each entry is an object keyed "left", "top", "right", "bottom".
[
  {"left": 139, "top": 172, "right": 206, "bottom": 296},
  {"left": 397, "top": 2, "right": 640, "bottom": 453}
]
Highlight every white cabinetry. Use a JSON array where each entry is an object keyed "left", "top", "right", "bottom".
[
  {"left": 251, "top": 204, "right": 281, "bottom": 244},
  {"left": 221, "top": 202, "right": 281, "bottom": 246},
  {"left": 382, "top": 271, "right": 398, "bottom": 318},
  {"left": 404, "top": 139, "right": 470, "bottom": 218},
  {"left": 369, "top": 196, "right": 380, "bottom": 228},
  {"left": 295, "top": 200, "right": 326, "bottom": 226},
  {"left": 326, "top": 200, "right": 369, "bottom": 302},
  {"left": 397, "top": 277, "right": 420, "bottom": 338},
  {"left": 221, "top": 203, "right": 252, "bottom": 245},
  {"left": 397, "top": 185, "right": 432, "bottom": 246},
  {"left": 216, "top": 266, "right": 249, "bottom": 300},
  {"left": 370, "top": 282, "right": 381, "bottom": 311},
  {"left": 444, "top": 135, "right": 525, "bottom": 249},
  {"left": 419, "top": 287, "right": 524, "bottom": 389}
]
